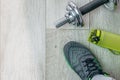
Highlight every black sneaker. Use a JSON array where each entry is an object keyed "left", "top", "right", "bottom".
[{"left": 64, "top": 41, "right": 107, "bottom": 80}]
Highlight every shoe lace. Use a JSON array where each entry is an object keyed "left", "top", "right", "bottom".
[{"left": 82, "top": 58, "right": 102, "bottom": 77}]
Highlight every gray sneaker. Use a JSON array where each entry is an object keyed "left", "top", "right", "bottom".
[{"left": 64, "top": 41, "right": 107, "bottom": 80}]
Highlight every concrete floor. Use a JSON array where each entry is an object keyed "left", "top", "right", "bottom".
[{"left": 1, "top": 0, "right": 120, "bottom": 80}]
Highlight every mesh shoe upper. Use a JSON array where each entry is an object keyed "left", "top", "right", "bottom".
[{"left": 64, "top": 41, "right": 105, "bottom": 80}]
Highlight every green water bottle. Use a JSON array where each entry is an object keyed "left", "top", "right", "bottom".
[{"left": 88, "top": 29, "right": 120, "bottom": 55}]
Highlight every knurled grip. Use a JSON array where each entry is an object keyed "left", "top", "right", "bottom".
[{"left": 79, "top": 0, "right": 109, "bottom": 15}]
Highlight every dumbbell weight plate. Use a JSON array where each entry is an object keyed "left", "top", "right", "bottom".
[{"left": 104, "top": 0, "right": 119, "bottom": 10}]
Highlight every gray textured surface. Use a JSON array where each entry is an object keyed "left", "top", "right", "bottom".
[{"left": 1, "top": 0, "right": 45, "bottom": 80}]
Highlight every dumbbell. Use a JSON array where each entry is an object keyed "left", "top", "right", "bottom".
[{"left": 55, "top": 0, "right": 119, "bottom": 28}]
